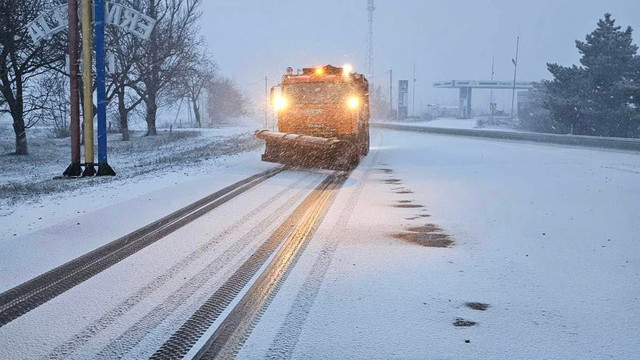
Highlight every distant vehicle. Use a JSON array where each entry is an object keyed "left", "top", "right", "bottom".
[{"left": 255, "top": 65, "right": 370, "bottom": 170}]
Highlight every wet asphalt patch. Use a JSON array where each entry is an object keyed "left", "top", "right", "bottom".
[
  {"left": 465, "top": 302, "right": 490, "bottom": 311},
  {"left": 393, "top": 204, "right": 424, "bottom": 209},
  {"left": 405, "top": 214, "right": 431, "bottom": 220},
  {"left": 391, "top": 224, "right": 453, "bottom": 248},
  {"left": 392, "top": 231, "right": 453, "bottom": 248},
  {"left": 406, "top": 225, "right": 442, "bottom": 233},
  {"left": 379, "top": 168, "right": 453, "bottom": 247},
  {"left": 395, "top": 190, "right": 413, "bottom": 194},
  {"left": 453, "top": 318, "right": 477, "bottom": 327}
]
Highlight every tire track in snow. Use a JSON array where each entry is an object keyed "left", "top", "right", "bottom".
[
  {"left": 192, "top": 173, "right": 346, "bottom": 360},
  {"left": 93, "top": 174, "right": 321, "bottom": 360},
  {"left": 46, "top": 173, "right": 317, "bottom": 360},
  {"left": 149, "top": 175, "right": 339, "bottom": 360},
  {"left": 264, "top": 134, "right": 382, "bottom": 359},
  {"left": 0, "top": 167, "right": 283, "bottom": 327}
]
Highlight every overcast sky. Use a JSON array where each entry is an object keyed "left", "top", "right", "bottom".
[{"left": 199, "top": 0, "right": 640, "bottom": 114}]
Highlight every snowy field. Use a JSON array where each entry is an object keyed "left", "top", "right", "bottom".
[
  {"left": 0, "top": 124, "right": 263, "bottom": 212},
  {"left": 0, "top": 128, "right": 638, "bottom": 359}
]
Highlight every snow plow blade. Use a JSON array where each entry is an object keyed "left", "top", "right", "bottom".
[{"left": 255, "top": 130, "right": 359, "bottom": 170}]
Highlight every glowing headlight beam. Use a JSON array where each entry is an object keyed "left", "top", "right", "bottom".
[
  {"left": 347, "top": 96, "right": 360, "bottom": 109},
  {"left": 273, "top": 95, "right": 288, "bottom": 111}
]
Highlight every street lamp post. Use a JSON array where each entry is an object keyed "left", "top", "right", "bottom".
[{"left": 510, "top": 35, "right": 520, "bottom": 121}]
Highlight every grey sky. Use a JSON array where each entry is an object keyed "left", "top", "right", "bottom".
[{"left": 200, "top": 0, "right": 640, "bottom": 114}]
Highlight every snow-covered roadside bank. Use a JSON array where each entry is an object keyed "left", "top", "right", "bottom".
[
  {"left": 387, "top": 118, "right": 481, "bottom": 130},
  {"left": 0, "top": 150, "right": 276, "bottom": 292},
  {"left": 0, "top": 126, "right": 278, "bottom": 291},
  {"left": 0, "top": 127, "right": 261, "bottom": 207},
  {"left": 374, "top": 122, "right": 640, "bottom": 152},
  {"left": 383, "top": 117, "right": 523, "bottom": 132},
  {"left": 239, "top": 129, "right": 640, "bottom": 359}
]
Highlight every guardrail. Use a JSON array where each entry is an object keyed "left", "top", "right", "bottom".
[{"left": 371, "top": 122, "right": 640, "bottom": 152}]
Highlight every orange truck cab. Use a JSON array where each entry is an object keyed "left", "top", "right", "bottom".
[{"left": 256, "top": 65, "right": 370, "bottom": 169}]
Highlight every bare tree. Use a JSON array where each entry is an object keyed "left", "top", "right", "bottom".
[
  {"left": 207, "top": 77, "right": 248, "bottom": 124},
  {"left": 170, "top": 50, "right": 215, "bottom": 128},
  {"left": 133, "top": 0, "right": 203, "bottom": 135},
  {"left": 0, "top": 0, "right": 63, "bottom": 154},
  {"left": 106, "top": 27, "right": 145, "bottom": 140},
  {"left": 33, "top": 70, "right": 72, "bottom": 138}
]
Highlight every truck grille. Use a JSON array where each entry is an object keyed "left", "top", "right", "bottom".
[{"left": 294, "top": 125, "right": 338, "bottom": 138}]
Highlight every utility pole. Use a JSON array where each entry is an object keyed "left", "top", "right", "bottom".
[
  {"left": 81, "top": 0, "right": 95, "bottom": 177},
  {"left": 63, "top": 0, "right": 82, "bottom": 177},
  {"left": 264, "top": 76, "right": 268, "bottom": 128},
  {"left": 412, "top": 63, "right": 416, "bottom": 117},
  {"left": 510, "top": 35, "right": 520, "bottom": 121},
  {"left": 490, "top": 55, "right": 495, "bottom": 123},
  {"left": 389, "top": 69, "right": 393, "bottom": 117}
]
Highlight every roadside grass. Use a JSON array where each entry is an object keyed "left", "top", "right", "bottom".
[{"left": 0, "top": 128, "right": 261, "bottom": 210}]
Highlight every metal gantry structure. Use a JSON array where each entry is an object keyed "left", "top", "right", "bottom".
[
  {"left": 433, "top": 80, "right": 534, "bottom": 119},
  {"left": 367, "top": 0, "right": 375, "bottom": 89}
]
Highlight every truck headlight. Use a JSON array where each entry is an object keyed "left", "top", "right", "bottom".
[
  {"left": 347, "top": 96, "right": 360, "bottom": 110},
  {"left": 274, "top": 95, "right": 288, "bottom": 111}
]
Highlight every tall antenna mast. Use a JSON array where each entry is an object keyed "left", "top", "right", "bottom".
[{"left": 367, "top": 0, "right": 375, "bottom": 90}]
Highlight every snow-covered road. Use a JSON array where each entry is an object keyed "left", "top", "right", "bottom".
[
  {"left": 0, "top": 129, "right": 638, "bottom": 359},
  {"left": 241, "top": 130, "right": 640, "bottom": 359}
]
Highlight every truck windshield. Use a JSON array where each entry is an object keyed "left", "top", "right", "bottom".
[{"left": 284, "top": 83, "right": 355, "bottom": 105}]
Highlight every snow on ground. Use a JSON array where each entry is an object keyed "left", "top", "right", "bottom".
[
  {"left": 0, "top": 170, "right": 324, "bottom": 359},
  {"left": 239, "top": 129, "right": 640, "bottom": 359},
  {"left": 0, "top": 124, "right": 276, "bottom": 291},
  {"left": 0, "top": 124, "right": 262, "bottom": 221},
  {"left": 387, "top": 117, "right": 525, "bottom": 132},
  {"left": 390, "top": 117, "right": 480, "bottom": 129},
  {"left": 0, "top": 127, "right": 638, "bottom": 359},
  {"left": 0, "top": 125, "right": 260, "bottom": 198},
  {"left": 0, "top": 150, "right": 278, "bottom": 293}
]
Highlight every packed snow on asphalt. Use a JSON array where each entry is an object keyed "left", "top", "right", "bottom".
[{"left": 0, "top": 128, "right": 638, "bottom": 359}]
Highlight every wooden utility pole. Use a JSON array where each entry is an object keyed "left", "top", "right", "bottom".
[
  {"left": 64, "top": 0, "right": 82, "bottom": 177},
  {"left": 81, "top": 0, "right": 95, "bottom": 176}
]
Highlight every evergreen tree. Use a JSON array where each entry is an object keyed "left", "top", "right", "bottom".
[{"left": 543, "top": 13, "right": 640, "bottom": 137}]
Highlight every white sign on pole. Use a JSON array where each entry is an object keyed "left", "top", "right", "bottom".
[{"left": 27, "top": 2, "right": 157, "bottom": 43}]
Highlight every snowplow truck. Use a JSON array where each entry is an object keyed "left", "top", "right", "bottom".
[{"left": 256, "top": 65, "right": 370, "bottom": 170}]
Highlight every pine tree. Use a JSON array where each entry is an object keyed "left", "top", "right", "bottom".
[{"left": 543, "top": 13, "right": 640, "bottom": 137}]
